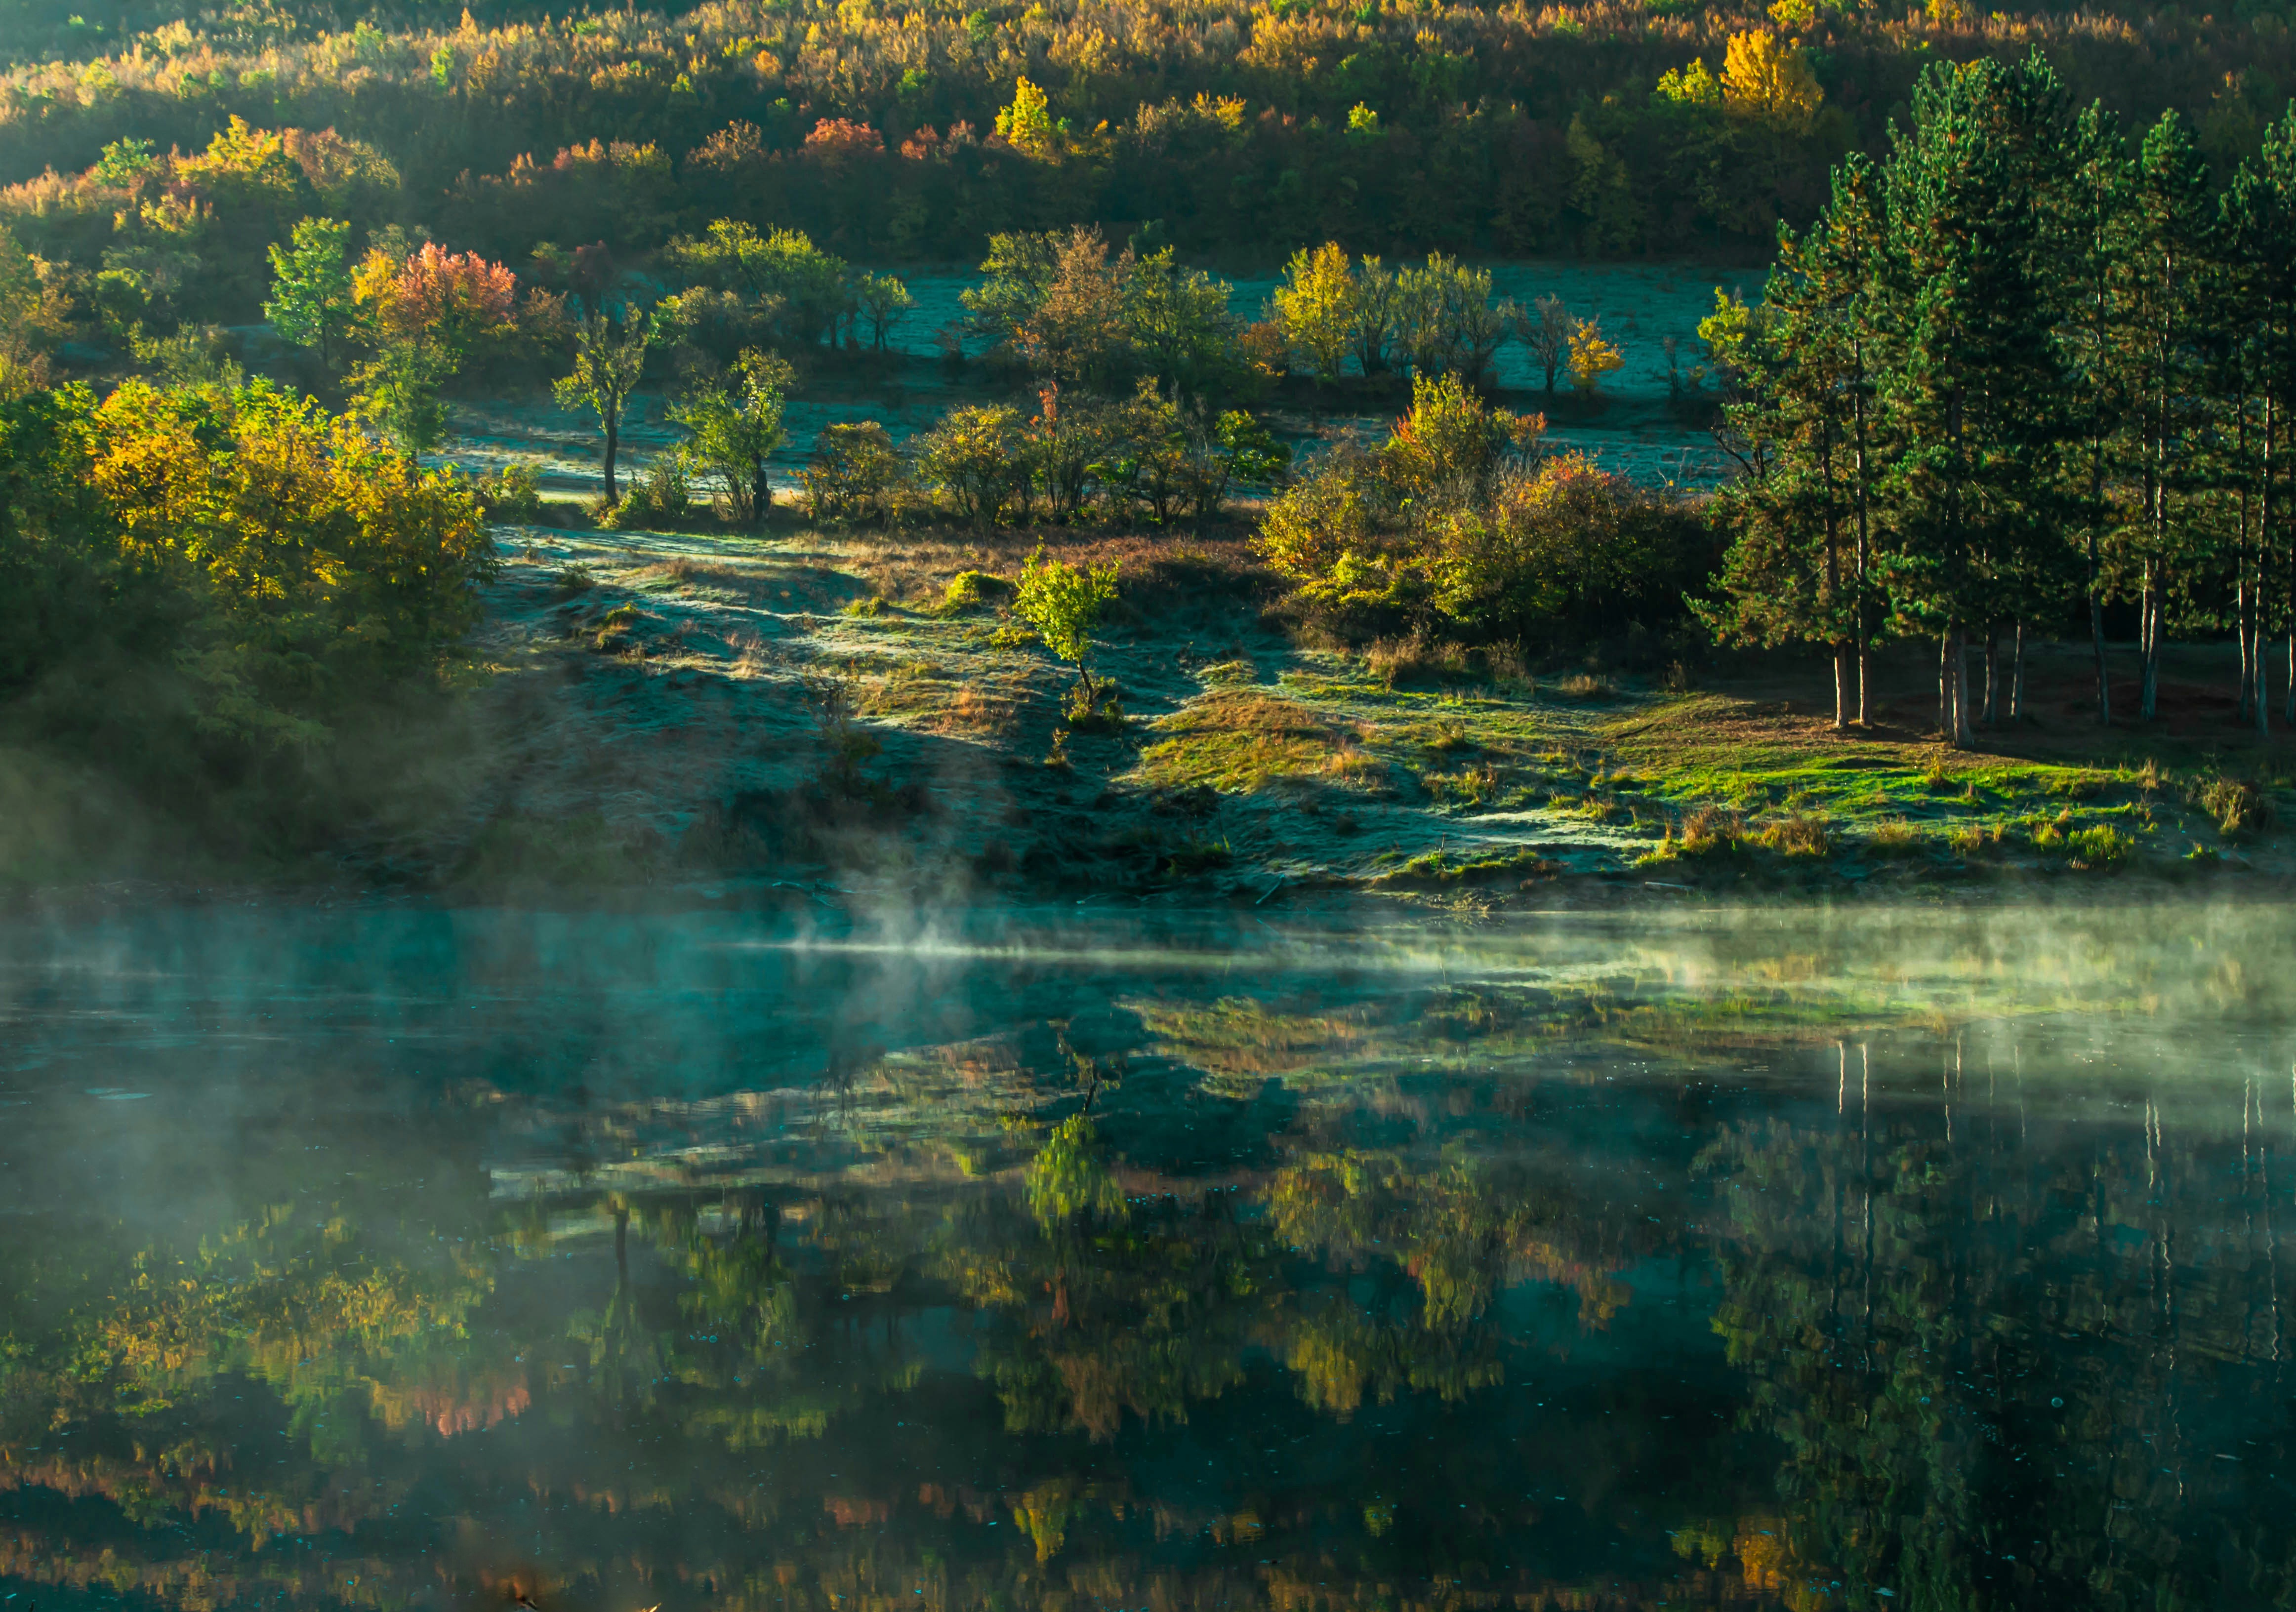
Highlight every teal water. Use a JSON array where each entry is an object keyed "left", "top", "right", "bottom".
[{"left": 0, "top": 902, "right": 2286, "bottom": 1612}]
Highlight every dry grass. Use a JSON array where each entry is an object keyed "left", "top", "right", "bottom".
[
  {"left": 1140, "top": 691, "right": 1336, "bottom": 793},
  {"left": 1557, "top": 672, "right": 1618, "bottom": 701},
  {"left": 929, "top": 685, "right": 1021, "bottom": 738},
  {"left": 1365, "top": 634, "right": 1474, "bottom": 687},
  {"left": 1757, "top": 812, "right": 1830, "bottom": 857},
  {"left": 1948, "top": 821, "right": 2000, "bottom": 856},
  {"left": 1865, "top": 818, "right": 1925, "bottom": 857},
  {"left": 2195, "top": 774, "right": 2275, "bottom": 836},
  {"left": 727, "top": 629, "right": 772, "bottom": 678}
]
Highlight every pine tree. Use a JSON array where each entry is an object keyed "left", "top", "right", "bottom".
[
  {"left": 1876, "top": 54, "right": 2073, "bottom": 748},
  {"left": 2221, "top": 113, "right": 2296, "bottom": 731},
  {"left": 2050, "top": 102, "right": 2132, "bottom": 728},
  {"left": 1701, "top": 155, "right": 1887, "bottom": 730},
  {"left": 2120, "top": 112, "right": 2214, "bottom": 724}
]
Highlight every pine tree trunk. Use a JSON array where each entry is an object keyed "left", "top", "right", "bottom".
[
  {"left": 1982, "top": 628, "right": 1999, "bottom": 727},
  {"left": 2285, "top": 622, "right": 2296, "bottom": 726},
  {"left": 1956, "top": 631, "right": 1973, "bottom": 747},
  {"left": 1833, "top": 645, "right": 1850, "bottom": 733},
  {"left": 2259, "top": 620, "right": 2272, "bottom": 736},
  {"left": 2131, "top": 564, "right": 2149, "bottom": 721},
  {"left": 2238, "top": 575, "right": 2254, "bottom": 724},
  {"left": 2088, "top": 533, "right": 2110, "bottom": 727},
  {"left": 2010, "top": 622, "right": 2024, "bottom": 723},
  {"left": 1939, "top": 633, "right": 1951, "bottom": 739},
  {"left": 1856, "top": 647, "right": 1872, "bottom": 729},
  {"left": 1945, "top": 627, "right": 1971, "bottom": 748}
]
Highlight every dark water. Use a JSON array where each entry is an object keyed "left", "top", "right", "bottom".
[{"left": 0, "top": 902, "right": 2289, "bottom": 1612}]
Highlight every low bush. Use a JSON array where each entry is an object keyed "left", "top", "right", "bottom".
[
  {"left": 474, "top": 463, "right": 545, "bottom": 524},
  {"left": 1365, "top": 634, "right": 1472, "bottom": 686},
  {"left": 936, "top": 569, "right": 1016, "bottom": 614},
  {"left": 603, "top": 455, "right": 696, "bottom": 529}
]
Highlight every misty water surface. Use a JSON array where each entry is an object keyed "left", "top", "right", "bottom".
[{"left": 0, "top": 901, "right": 2287, "bottom": 1612}]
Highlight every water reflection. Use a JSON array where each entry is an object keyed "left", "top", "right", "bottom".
[{"left": 0, "top": 903, "right": 2288, "bottom": 1612}]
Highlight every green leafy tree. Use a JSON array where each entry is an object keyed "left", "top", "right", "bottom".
[
  {"left": 555, "top": 303, "right": 652, "bottom": 504},
  {"left": 670, "top": 348, "right": 792, "bottom": 524},
  {"left": 349, "top": 340, "right": 451, "bottom": 471},
  {"left": 1394, "top": 254, "right": 1507, "bottom": 381},
  {"left": 1015, "top": 545, "right": 1120, "bottom": 699},
  {"left": 2217, "top": 114, "right": 2296, "bottom": 731},
  {"left": 264, "top": 217, "right": 354, "bottom": 369},
  {"left": 854, "top": 272, "right": 914, "bottom": 350},
  {"left": 1124, "top": 247, "right": 1238, "bottom": 396},
  {"left": 919, "top": 403, "right": 1027, "bottom": 527}
]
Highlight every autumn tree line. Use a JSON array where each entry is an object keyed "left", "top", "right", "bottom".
[
  {"left": 1703, "top": 51, "right": 2296, "bottom": 744},
  {"left": 3, "top": 0, "right": 2296, "bottom": 295}
]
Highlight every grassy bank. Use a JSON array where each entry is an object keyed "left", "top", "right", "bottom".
[{"left": 166, "top": 502, "right": 2268, "bottom": 909}]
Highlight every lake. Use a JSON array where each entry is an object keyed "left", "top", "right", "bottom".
[{"left": 0, "top": 899, "right": 2284, "bottom": 1612}]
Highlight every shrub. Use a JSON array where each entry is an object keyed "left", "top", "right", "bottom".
[
  {"left": 1366, "top": 634, "right": 1471, "bottom": 686},
  {"left": 801, "top": 422, "right": 905, "bottom": 523},
  {"left": 1948, "top": 821, "right": 1999, "bottom": 856},
  {"left": 1678, "top": 806, "right": 1747, "bottom": 856},
  {"left": 603, "top": 454, "right": 694, "bottom": 528},
  {"left": 935, "top": 569, "right": 1015, "bottom": 614},
  {"left": 473, "top": 462, "right": 544, "bottom": 523},
  {"left": 917, "top": 404, "right": 1026, "bottom": 526}
]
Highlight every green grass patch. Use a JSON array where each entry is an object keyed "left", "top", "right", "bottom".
[
  {"left": 1138, "top": 692, "right": 1341, "bottom": 794},
  {"left": 1371, "top": 845, "right": 1561, "bottom": 887}
]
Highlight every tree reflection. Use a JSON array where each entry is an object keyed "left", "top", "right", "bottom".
[
  {"left": 1698, "top": 1042, "right": 2296, "bottom": 1612},
  {"left": 11, "top": 1008, "right": 2291, "bottom": 1612}
]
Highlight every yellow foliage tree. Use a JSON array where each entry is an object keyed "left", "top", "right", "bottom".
[
  {"left": 1722, "top": 30, "right": 1824, "bottom": 129},
  {"left": 1272, "top": 241, "right": 1355, "bottom": 383},
  {"left": 84, "top": 379, "right": 493, "bottom": 739},
  {"left": 1566, "top": 317, "right": 1624, "bottom": 394},
  {"left": 995, "top": 75, "right": 1060, "bottom": 160}
]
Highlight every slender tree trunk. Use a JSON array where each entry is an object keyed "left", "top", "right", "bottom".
[
  {"left": 2285, "top": 619, "right": 2295, "bottom": 726},
  {"left": 2260, "top": 613, "right": 2272, "bottom": 737},
  {"left": 1982, "top": 628, "right": 1999, "bottom": 727},
  {"left": 2285, "top": 492, "right": 2296, "bottom": 723},
  {"left": 1939, "top": 632, "right": 1951, "bottom": 739},
  {"left": 2138, "top": 562, "right": 2160, "bottom": 722},
  {"left": 1942, "top": 626, "right": 1971, "bottom": 748},
  {"left": 603, "top": 410, "right": 620, "bottom": 505},
  {"left": 1955, "top": 629, "right": 1972, "bottom": 747},
  {"left": 2089, "top": 531, "right": 2111, "bottom": 726},
  {"left": 2239, "top": 565, "right": 2255, "bottom": 725},
  {"left": 1833, "top": 645, "right": 1851, "bottom": 733},
  {"left": 1857, "top": 647, "right": 1872, "bottom": 728},
  {"left": 2010, "top": 622, "right": 2025, "bottom": 724}
]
